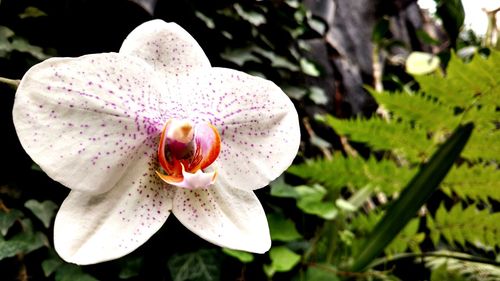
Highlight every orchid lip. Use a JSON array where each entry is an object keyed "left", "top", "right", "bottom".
[{"left": 157, "top": 119, "right": 221, "bottom": 189}]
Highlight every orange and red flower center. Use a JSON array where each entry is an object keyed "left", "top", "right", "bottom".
[{"left": 156, "top": 119, "right": 221, "bottom": 189}]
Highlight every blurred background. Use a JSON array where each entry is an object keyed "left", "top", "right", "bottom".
[{"left": 0, "top": 0, "right": 499, "bottom": 280}]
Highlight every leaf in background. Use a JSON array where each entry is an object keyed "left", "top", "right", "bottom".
[
  {"left": 0, "top": 209, "right": 23, "bottom": 236},
  {"left": 42, "top": 257, "right": 63, "bottom": 277},
  {"left": 54, "top": 264, "right": 98, "bottom": 281},
  {"left": 267, "top": 213, "right": 302, "bottom": 242},
  {"left": 10, "top": 37, "right": 50, "bottom": 60},
  {"left": 295, "top": 185, "right": 338, "bottom": 220},
  {"left": 234, "top": 3, "right": 266, "bottom": 26},
  {"left": 300, "top": 58, "right": 321, "bottom": 77},
  {"left": 0, "top": 231, "right": 47, "bottom": 260},
  {"left": 118, "top": 256, "right": 143, "bottom": 279},
  {"left": 435, "top": 0, "right": 464, "bottom": 46},
  {"left": 270, "top": 176, "right": 300, "bottom": 198},
  {"left": 263, "top": 246, "right": 301, "bottom": 277},
  {"left": 24, "top": 199, "right": 58, "bottom": 228},
  {"left": 305, "top": 265, "right": 341, "bottom": 281},
  {"left": 19, "top": 6, "right": 47, "bottom": 19},
  {"left": 222, "top": 248, "right": 254, "bottom": 263},
  {"left": 351, "top": 123, "right": 474, "bottom": 271},
  {"left": 168, "top": 249, "right": 220, "bottom": 281},
  {"left": 309, "top": 86, "right": 328, "bottom": 105}
]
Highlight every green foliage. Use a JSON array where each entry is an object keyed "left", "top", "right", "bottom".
[
  {"left": 289, "top": 156, "right": 416, "bottom": 194},
  {"left": 324, "top": 116, "right": 433, "bottom": 162},
  {"left": 442, "top": 164, "right": 500, "bottom": 202},
  {"left": 427, "top": 203, "right": 500, "bottom": 249},
  {"left": 167, "top": 249, "right": 221, "bottom": 281},
  {"left": 426, "top": 252, "right": 500, "bottom": 281},
  {"left": 263, "top": 246, "right": 301, "bottom": 277},
  {"left": 0, "top": 208, "right": 23, "bottom": 236},
  {"left": 267, "top": 212, "right": 303, "bottom": 242},
  {"left": 351, "top": 123, "right": 473, "bottom": 271},
  {"left": 271, "top": 182, "right": 338, "bottom": 219},
  {"left": 24, "top": 199, "right": 58, "bottom": 228},
  {"left": 222, "top": 248, "right": 254, "bottom": 263},
  {"left": 0, "top": 25, "right": 50, "bottom": 60}
]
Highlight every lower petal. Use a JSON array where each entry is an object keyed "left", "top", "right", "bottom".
[
  {"left": 172, "top": 177, "right": 271, "bottom": 253},
  {"left": 54, "top": 151, "right": 174, "bottom": 265}
]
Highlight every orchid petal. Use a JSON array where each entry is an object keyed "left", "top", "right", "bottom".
[
  {"left": 119, "top": 20, "right": 210, "bottom": 78},
  {"left": 54, "top": 147, "right": 173, "bottom": 265},
  {"left": 160, "top": 68, "right": 300, "bottom": 190},
  {"left": 172, "top": 178, "right": 270, "bottom": 253},
  {"left": 13, "top": 53, "right": 166, "bottom": 194}
]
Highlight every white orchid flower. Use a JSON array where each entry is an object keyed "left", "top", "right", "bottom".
[{"left": 12, "top": 20, "right": 300, "bottom": 265}]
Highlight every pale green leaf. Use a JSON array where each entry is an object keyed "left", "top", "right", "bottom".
[
  {"left": 263, "top": 246, "right": 301, "bottom": 277},
  {"left": 24, "top": 199, "right": 58, "bottom": 228},
  {"left": 222, "top": 248, "right": 254, "bottom": 263}
]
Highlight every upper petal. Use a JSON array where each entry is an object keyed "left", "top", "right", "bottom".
[
  {"left": 54, "top": 147, "right": 173, "bottom": 265},
  {"left": 119, "top": 20, "right": 211, "bottom": 78},
  {"left": 13, "top": 53, "right": 166, "bottom": 194},
  {"left": 159, "top": 68, "right": 300, "bottom": 190},
  {"left": 172, "top": 177, "right": 270, "bottom": 253}
]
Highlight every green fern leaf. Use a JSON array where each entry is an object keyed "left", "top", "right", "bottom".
[
  {"left": 443, "top": 164, "right": 500, "bottom": 202},
  {"left": 428, "top": 203, "right": 500, "bottom": 249},
  {"left": 417, "top": 51, "right": 500, "bottom": 108},
  {"left": 288, "top": 156, "right": 416, "bottom": 194},
  {"left": 373, "top": 91, "right": 458, "bottom": 132},
  {"left": 425, "top": 251, "right": 500, "bottom": 281},
  {"left": 324, "top": 116, "right": 433, "bottom": 162}
]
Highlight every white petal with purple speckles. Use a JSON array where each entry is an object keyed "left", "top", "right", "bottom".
[
  {"left": 172, "top": 176, "right": 271, "bottom": 253},
  {"left": 160, "top": 68, "right": 300, "bottom": 190},
  {"left": 13, "top": 53, "right": 166, "bottom": 194},
  {"left": 54, "top": 146, "right": 173, "bottom": 265},
  {"left": 119, "top": 20, "right": 210, "bottom": 78}
]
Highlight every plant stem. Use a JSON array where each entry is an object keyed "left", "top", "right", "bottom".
[
  {"left": 368, "top": 251, "right": 500, "bottom": 269},
  {"left": 0, "top": 77, "right": 20, "bottom": 88}
]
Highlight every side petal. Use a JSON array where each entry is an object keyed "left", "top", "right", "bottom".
[
  {"left": 119, "top": 20, "right": 211, "bottom": 78},
  {"left": 160, "top": 68, "right": 301, "bottom": 191},
  {"left": 172, "top": 178, "right": 270, "bottom": 253},
  {"left": 54, "top": 148, "right": 173, "bottom": 265},
  {"left": 13, "top": 53, "right": 166, "bottom": 194}
]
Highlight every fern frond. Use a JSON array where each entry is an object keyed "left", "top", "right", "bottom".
[
  {"left": 427, "top": 204, "right": 500, "bottom": 249},
  {"left": 417, "top": 51, "right": 500, "bottom": 108},
  {"left": 373, "top": 91, "right": 458, "bottom": 131},
  {"left": 443, "top": 164, "right": 500, "bottom": 202},
  {"left": 324, "top": 116, "right": 433, "bottom": 162},
  {"left": 350, "top": 212, "right": 423, "bottom": 255},
  {"left": 288, "top": 156, "right": 416, "bottom": 194},
  {"left": 425, "top": 251, "right": 500, "bottom": 281},
  {"left": 461, "top": 126, "right": 500, "bottom": 162}
]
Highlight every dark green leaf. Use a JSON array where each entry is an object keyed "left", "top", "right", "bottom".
[
  {"left": 0, "top": 209, "right": 22, "bottom": 236},
  {"left": 351, "top": 123, "right": 474, "bottom": 271},
  {"left": 42, "top": 258, "right": 63, "bottom": 277},
  {"left": 267, "top": 213, "right": 302, "bottom": 242},
  {"left": 436, "top": 0, "right": 465, "bottom": 46},
  {"left": 0, "top": 231, "right": 47, "bottom": 260},
  {"left": 119, "top": 256, "right": 143, "bottom": 279},
  {"left": 55, "top": 264, "right": 98, "bottom": 281},
  {"left": 168, "top": 249, "right": 220, "bottom": 281},
  {"left": 305, "top": 265, "right": 341, "bottom": 281}
]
